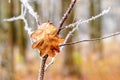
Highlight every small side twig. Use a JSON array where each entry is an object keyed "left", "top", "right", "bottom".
[
  {"left": 45, "top": 55, "right": 57, "bottom": 71},
  {"left": 38, "top": 54, "right": 48, "bottom": 80},
  {"left": 62, "top": 7, "right": 111, "bottom": 30},
  {"left": 45, "top": 58, "right": 55, "bottom": 71},
  {"left": 56, "top": 0, "right": 77, "bottom": 34},
  {"left": 60, "top": 32, "right": 120, "bottom": 46}
]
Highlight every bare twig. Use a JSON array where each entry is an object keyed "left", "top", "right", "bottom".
[
  {"left": 60, "top": 32, "right": 120, "bottom": 46},
  {"left": 21, "top": 0, "right": 40, "bottom": 24},
  {"left": 56, "top": 0, "right": 77, "bottom": 34},
  {"left": 38, "top": 54, "right": 48, "bottom": 80}
]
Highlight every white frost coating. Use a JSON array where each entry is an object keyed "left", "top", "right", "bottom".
[
  {"left": 4, "top": 16, "right": 22, "bottom": 21},
  {"left": 4, "top": 0, "right": 40, "bottom": 35},
  {"left": 60, "top": 25, "right": 79, "bottom": 50},
  {"left": 60, "top": 7, "right": 111, "bottom": 49},
  {"left": 20, "top": 0, "right": 40, "bottom": 24},
  {"left": 45, "top": 57, "right": 56, "bottom": 71},
  {"left": 4, "top": 4, "right": 33, "bottom": 35},
  {"left": 64, "top": 7, "right": 111, "bottom": 29}
]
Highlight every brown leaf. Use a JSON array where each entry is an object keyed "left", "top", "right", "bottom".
[{"left": 30, "top": 22, "right": 64, "bottom": 57}]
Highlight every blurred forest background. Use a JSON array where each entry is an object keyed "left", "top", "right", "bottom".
[{"left": 0, "top": 0, "right": 120, "bottom": 80}]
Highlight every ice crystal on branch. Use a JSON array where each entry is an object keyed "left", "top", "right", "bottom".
[
  {"left": 64, "top": 7, "right": 111, "bottom": 29},
  {"left": 61, "top": 7, "right": 111, "bottom": 49},
  {"left": 20, "top": 0, "right": 40, "bottom": 23},
  {"left": 4, "top": 0, "right": 40, "bottom": 35}
]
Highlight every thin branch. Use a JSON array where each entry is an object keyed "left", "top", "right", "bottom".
[
  {"left": 60, "top": 7, "right": 111, "bottom": 49},
  {"left": 4, "top": 4, "right": 33, "bottom": 35},
  {"left": 45, "top": 58, "right": 55, "bottom": 71},
  {"left": 56, "top": 0, "right": 77, "bottom": 34},
  {"left": 38, "top": 54, "right": 48, "bottom": 80},
  {"left": 4, "top": 16, "right": 22, "bottom": 21},
  {"left": 63, "top": 7, "right": 111, "bottom": 30},
  {"left": 60, "top": 32, "right": 120, "bottom": 46},
  {"left": 44, "top": 54, "right": 58, "bottom": 71},
  {"left": 20, "top": 0, "right": 40, "bottom": 24}
]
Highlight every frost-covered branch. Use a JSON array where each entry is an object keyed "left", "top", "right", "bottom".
[
  {"left": 20, "top": 0, "right": 40, "bottom": 23},
  {"left": 4, "top": 4, "right": 32, "bottom": 35},
  {"left": 61, "top": 7, "right": 111, "bottom": 49},
  {"left": 60, "top": 32, "right": 120, "bottom": 46},
  {"left": 4, "top": 0, "right": 40, "bottom": 35},
  {"left": 4, "top": 4, "right": 25, "bottom": 21},
  {"left": 44, "top": 55, "right": 58, "bottom": 71},
  {"left": 63, "top": 7, "right": 111, "bottom": 29}
]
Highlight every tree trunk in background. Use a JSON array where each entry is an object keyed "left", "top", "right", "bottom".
[
  {"left": 62, "top": 0, "right": 81, "bottom": 77},
  {"left": 1, "top": 0, "right": 15, "bottom": 80},
  {"left": 89, "top": 0, "right": 103, "bottom": 59},
  {"left": 13, "top": 0, "right": 26, "bottom": 62}
]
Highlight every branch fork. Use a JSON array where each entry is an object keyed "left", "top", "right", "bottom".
[{"left": 38, "top": 0, "right": 77, "bottom": 80}]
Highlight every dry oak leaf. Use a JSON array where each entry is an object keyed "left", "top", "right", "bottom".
[{"left": 30, "top": 22, "right": 64, "bottom": 57}]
